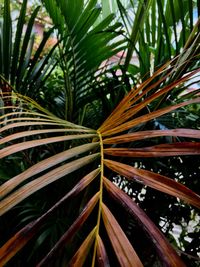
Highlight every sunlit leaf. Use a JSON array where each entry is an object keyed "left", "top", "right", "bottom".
[
  {"left": 0, "top": 143, "right": 99, "bottom": 198},
  {"left": 101, "top": 97, "right": 200, "bottom": 136},
  {"left": 104, "top": 142, "right": 200, "bottom": 157},
  {"left": 103, "top": 129, "right": 200, "bottom": 144},
  {"left": 0, "top": 134, "right": 97, "bottom": 159}
]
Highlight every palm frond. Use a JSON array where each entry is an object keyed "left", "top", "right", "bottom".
[{"left": 0, "top": 60, "right": 200, "bottom": 265}]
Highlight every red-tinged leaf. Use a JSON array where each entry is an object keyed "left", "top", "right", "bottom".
[
  {"left": 99, "top": 61, "right": 171, "bottom": 132},
  {"left": 99, "top": 66, "right": 199, "bottom": 133},
  {"left": 0, "top": 169, "right": 100, "bottom": 266},
  {"left": 120, "top": 68, "right": 200, "bottom": 123},
  {"left": 96, "top": 235, "right": 110, "bottom": 267},
  {"left": 103, "top": 129, "right": 200, "bottom": 144},
  {"left": 104, "top": 159, "right": 200, "bottom": 209},
  {"left": 0, "top": 121, "right": 66, "bottom": 133},
  {"left": 104, "top": 142, "right": 200, "bottom": 157},
  {"left": 103, "top": 177, "right": 187, "bottom": 267},
  {"left": 37, "top": 193, "right": 100, "bottom": 267},
  {"left": 68, "top": 227, "right": 97, "bottom": 267},
  {"left": 0, "top": 133, "right": 97, "bottom": 159},
  {"left": 0, "top": 128, "right": 95, "bottom": 145},
  {"left": 0, "top": 143, "right": 99, "bottom": 198},
  {"left": 0, "top": 219, "right": 40, "bottom": 266},
  {"left": 1, "top": 116, "right": 55, "bottom": 125},
  {"left": 0, "top": 153, "right": 100, "bottom": 215},
  {"left": 102, "top": 203, "right": 143, "bottom": 267},
  {"left": 101, "top": 97, "right": 200, "bottom": 136}
]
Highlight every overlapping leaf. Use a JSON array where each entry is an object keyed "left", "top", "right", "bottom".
[
  {"left": 0, "top": 0, "right": 57, "bottom": 97},
  {"left": 0, "top": 1, "right": 200, "bottom": 266},
  {"left": 1, "top": 58, "right": 200, "bottom": 266}
]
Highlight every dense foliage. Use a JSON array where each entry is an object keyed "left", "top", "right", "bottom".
[{"left": 0, "top": 0, "right": 200, "bottom": 266}]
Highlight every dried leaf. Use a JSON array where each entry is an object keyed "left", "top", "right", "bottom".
[
  {"left": 0, "top": 169, "right": 100, "bottom": 266},
  {"left": 104, "top": 142, "right": 200, "bottom": 157},
  {"left": 103, "top": 129, "right": 200, "bottom": 144},
  {"left": 0, "top": 134, "right": 97, "bottom": 159},
  {"left": 37, "top": 193, "right": 100, "bottom": 266},
  {"left": 96, "top": 235, "right": 110, "bottom": 267},
  {"left": 0, "top": 142, "right": 99, "bottom": 198},
  {"left": 68, "top": 227, "right": 97, "bottom": 267},
  {"left": 0, "top": 128, "right": 95, "bottom": 145},
  {"left": 101, "top": 97, "right": 200, "bottom": 136},
  {"left": 0, "top": 153, "right": 100, "bottom": 215},
  {"left": 102, "top": 203, "right": 143, "bottom": 267},
  {"left": 103, "top": 177, "right": 186, "bottom": 267},
  {"left": 104, "top": 159, "right": 200, "bottom": 209}
]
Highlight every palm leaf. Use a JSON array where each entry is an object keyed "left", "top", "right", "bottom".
[
  {"left": 0, "top": 58, "right": 200, "bottom": 265},
  {"left": 1, "top": 1, "right": 200, "bottom": 264},
  {"left": 43, "top": 0, "right": 125, "bottom": 122},
  {"left": 0, "top": 0, "right": 57, "bottom": 98}
]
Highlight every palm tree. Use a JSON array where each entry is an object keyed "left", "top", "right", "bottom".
[{"left": 0, "top": 0, "right": 200, "bottom": 266}]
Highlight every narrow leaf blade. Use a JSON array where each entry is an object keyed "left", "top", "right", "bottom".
[
  {"left": 103, "top": 177, "right": 186, "bottom": 267},
  {"left": 102, "top": 203, "right": 143, "bottom": 267},
  {"left": 68, "top": 227, "right": 97, "bottom": 267},
  {"left": 37, "top": 193, "right": 100, "bottom": 266},
  {"left": 104, "top": 159, "right": 200, "bottom": 209},
  {"left": 0, "top": 169, "right": 99, "bottom": 266}
]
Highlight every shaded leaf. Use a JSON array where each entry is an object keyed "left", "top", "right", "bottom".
[
  {"left": 96, "top": 235, "right": 110, "bottom": 267},
  {"left": 0, "top": 153, "right": 100, "bottom": 215},
  {"left": 104, "top": 159, "right": 200, "bottom": 209},
  {"left": 102, "top": 202, "right": 143, "bottom": 267},
  {"left": 68, "top": 227, "right": 97, "bottom": 267},
  {"left": 37, "top": 192, "right": 100, "bottom": 266},
  {"left": 0, "top": 169, "right": 100, "bottom": 266},
  {"left": 103, "top": 177, "right": 186, "bottom": 267}
]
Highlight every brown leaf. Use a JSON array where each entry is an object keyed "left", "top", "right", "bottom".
[
  {"left": 37, "top": 192, "right": 100, "bottom": 267},
  {"left": 96, "top": 235, "right": 110, "bottom": 267},
  {"left": 104, "top": 159, "right": 200, "bottom": 209},
  {"left": 0, "top": 128, "right": 95, "bottom": 145},
  {"left": 104, "top": 142, "right": 200, "bottom": 157},
  {"left": 102, "top": 203, "right": 143, "bottom": 267},
  {"left": 68, "top": 227, "right": 97, "bottom": 267},
  {"left": 101, "top": 97, "right": 200, "bottom": 136},
  {"left": 0, "top": 169, "right": 100, "bottom": 266},
  {"left": 0, "top": 154, "right": 100, "bottom": 216},
  {"left": 103, "top": 129, "right": 200, "bottom": 144},
  {"left": 0, "top": 142, "right": 99, "bottom": 198},
  {"left": 103, "top": 177, "right": 186, "bottom": 267},
  {"left": 0, "top": 134, "right": 98, "bottom": 159}
]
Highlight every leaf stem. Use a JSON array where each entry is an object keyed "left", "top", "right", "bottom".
[{"left": 91, "top": 131, "right": 104, "bottom": 267}]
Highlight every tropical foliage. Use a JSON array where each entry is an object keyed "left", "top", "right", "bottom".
[
  {"left": 0, "top": 0, "right": 57, "bottom": 99},
  {"left": 0, "top": 0, "right": 200, "bottom": 266}
]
